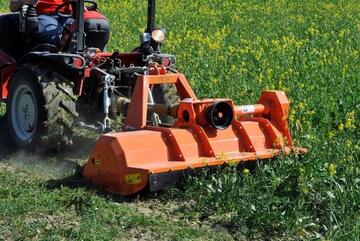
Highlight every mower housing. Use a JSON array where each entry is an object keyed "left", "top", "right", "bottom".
[{"left": 83, "top": 72, "right": 305, "bottom": 196}]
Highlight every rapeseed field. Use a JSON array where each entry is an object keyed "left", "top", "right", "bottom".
[{"left": 0, "top": 0, "right": 359, "bottom": 240}]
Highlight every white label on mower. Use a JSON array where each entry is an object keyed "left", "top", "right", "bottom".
[{"left": 240, "top": 105, "right": 255, "bottom": 113}]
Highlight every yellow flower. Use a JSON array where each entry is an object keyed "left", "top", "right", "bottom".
[
  {"left": 345, "top": 140, "right": 352, "bottom": 149},
  {"left": 208, "top": 41, "right": 221, "bottom": 50},
  {"left": 218, "top": 55, "right": 225, "bottom": 61},
  {"left": 289, "top": 109, "right": 296, "bottom": 123},
  {"left": 271, "top": 39, "right": 280, "bottom": 46},
  {"left": 228, "top": 46, "right": 236, "bottom": 53},
  {"left": 243, "top": 168, "right": 250, "bottom": 176},
  {"left": 328, "top": 131, "right": 335, "bottom": 140},
  {"left": 345, "top": 111, "right": 356, "bottom": 130},
  {"left": 298, "top": 102, "right": 305, "bottom": 110},
  {"left": 339, "top": 29, "right": 346, "bottom": 38},
  {"left": 338, "top": 123, "right": 344, "bottom": 131},
  {"left": 211, "top": 78, "right": 219, "bottom": 84},
  {"left": 328, "top": 163, "right": 336, "bottom": 177},
  {"left": 300, "top": 183, "right": 308, "bottom": 194},
  {"left": 296, "top": 119, "right": 302, "bottom": 129}
]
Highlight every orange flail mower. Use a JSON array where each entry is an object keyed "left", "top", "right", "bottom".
[{"left": 83, "top": 70, "right": 306, "bottom": 196}]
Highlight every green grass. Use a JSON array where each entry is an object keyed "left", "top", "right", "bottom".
[
  {"left": 1, "top": 0, "right": 360, "bottom": 240},
  {"left": 0, "top": 164, "right": 230, "bottom": 240},
  {"left": 0, "top": 103, "right": 5, "bottom": 116}
]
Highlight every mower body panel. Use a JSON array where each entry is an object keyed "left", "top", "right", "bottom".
[{"left": 83, "top": 123, "right": 293, "bottom": 195}]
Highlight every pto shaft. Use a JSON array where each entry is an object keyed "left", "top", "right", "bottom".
[{"left": 235, "top": 104, "right": 270, "bottom": 117}]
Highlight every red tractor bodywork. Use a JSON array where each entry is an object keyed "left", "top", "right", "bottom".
[
  {"left": 0, "top": 65, "right": 15, "bottom": 101},
  {"left": 0, "top": 50, "right": 143, "bottom": 100},
  {"left": 0, "top": 50, "right": 16, "bottom": 101}
]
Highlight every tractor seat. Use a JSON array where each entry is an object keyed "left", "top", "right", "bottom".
[
  {"left": 84, "top": 11, "right": 110, "bottom": 51},
  {"left": 0, "top": 13, "right": 24, "bottom": 60}
]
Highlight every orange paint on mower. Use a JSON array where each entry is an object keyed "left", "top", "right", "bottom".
[{"left": 83, "top": 71, "right": 306, "bottom": 196}]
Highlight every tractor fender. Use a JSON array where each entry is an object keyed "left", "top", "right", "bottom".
[{"left": 18, "top": 51, "right": 86, "bottom": 78}]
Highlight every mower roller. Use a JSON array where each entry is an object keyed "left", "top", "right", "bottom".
[{"left": 0, "top": 0, "right": 306, "bottom": 196}]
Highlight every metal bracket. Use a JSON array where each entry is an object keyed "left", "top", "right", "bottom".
[{"left": 94, "top": 67, "right": 116, "bottom": 131}]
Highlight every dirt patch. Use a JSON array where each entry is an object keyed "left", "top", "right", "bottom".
[
  {"left": 127, "top": 227, "right": 163, "bottom": 241},
  {"left": 0, "top": 114, "right": 98, "bottom": 179},
  {"left": 23, "top": 212, "right": 81, "bottom": 231},
  {"left": 0, "top": 162, "right": 17, "bottom": 173}
]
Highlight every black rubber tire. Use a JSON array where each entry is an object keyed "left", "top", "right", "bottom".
[
  {"left": 6, "top": 64, "right": 78, "bottom": 152},
  {"left": 151, "top": 83, "right": 180, "bottom": 124}
]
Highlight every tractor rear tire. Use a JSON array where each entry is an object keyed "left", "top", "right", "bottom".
[{"left": 6, "top": 64, "right": 78, "bottom": 152}]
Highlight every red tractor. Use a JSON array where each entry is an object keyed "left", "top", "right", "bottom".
[
  {"left": 0, "top": 0, "right": 174, "bottom": 150},
  {"left": 0, "top": 0, "right": 305, "bottom": 195}
]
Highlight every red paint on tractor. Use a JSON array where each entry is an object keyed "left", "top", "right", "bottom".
[
  {"left": 0, "top": 49, "right": 16, "bottom": 101},
  {"left": 0, "top": 64, "right": 16, "bottom": 100}
]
